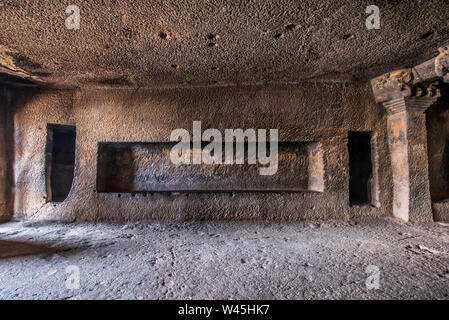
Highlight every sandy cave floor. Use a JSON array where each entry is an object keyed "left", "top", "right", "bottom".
[{"left": 0, "top": 218, "right": 449, "bottom": 300}]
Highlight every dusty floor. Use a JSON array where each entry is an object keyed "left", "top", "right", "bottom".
[{"left": 0, "top": 218, "right": 448, "bottom": 300}]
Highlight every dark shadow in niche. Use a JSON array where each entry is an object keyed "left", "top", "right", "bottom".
[
  {"left": 46, "top": 124, "right": 76, "bottom": 202},
  {"left": 348, "top": 131, "right": 373, "bottom": 206},
  {"left": 442, "top": 140, "right": 449, "bottom": 183},
  {"left": 97, "top": 143, "right": 136, "bottom": 192},
  {"left": 426, "top": 83, "right": 449, "bottom": 203}
]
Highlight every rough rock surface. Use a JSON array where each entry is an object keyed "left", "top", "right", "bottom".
[
  {"left": 0, "top": 1, "right": 448, "bottom": 87},
  {"left": 9, "top": 83, "right": 396, "bottom": 222},
  {"left": 0, "top": 219, "right": 448, "bottom": 299}
]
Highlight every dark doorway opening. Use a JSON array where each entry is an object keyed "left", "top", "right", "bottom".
[
  {"left": 46, "top": 124, "right": 76, "bottom": 202},
  {"left": 348, "top": 131, "right": 373, "bottom": 206},
  {"left": 442, "top": 140, "right": 449, "bottom": 184}
]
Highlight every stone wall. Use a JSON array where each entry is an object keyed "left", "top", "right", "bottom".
[{"left": 10, "top": 82, "right": 393, "bottom": 222}]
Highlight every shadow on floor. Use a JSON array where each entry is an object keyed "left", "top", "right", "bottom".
[{"left": 0, "top": 240, "right": 69, "bottom": 259}]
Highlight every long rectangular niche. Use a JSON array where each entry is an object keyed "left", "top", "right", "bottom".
[{"left": 96, "top": 141, "right": 324, "bottom": 193}]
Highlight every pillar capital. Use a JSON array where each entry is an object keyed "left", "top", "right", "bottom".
[
  {"left": 370, "top": 44, "right": 448, "bottom": 111},
  {"left": 371, "top": 71, "right": 441, "bottom": 113}
]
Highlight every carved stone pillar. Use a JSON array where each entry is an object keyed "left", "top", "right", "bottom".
[{"left": 371, "top": 65, "right": 444, "bottom": 222}]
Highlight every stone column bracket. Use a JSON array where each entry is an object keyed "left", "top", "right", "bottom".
[
  {"left": 373, "top": 73, "right": 441, "bottom": 114},
  {"left": 371, "top": 44, "right": 448, "bottom": 107},
  {"left": 372, "top": 70, "right": 442, "bottom": 107}
]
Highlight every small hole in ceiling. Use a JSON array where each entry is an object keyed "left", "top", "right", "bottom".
[
  {"left": 208, "top": 42, "right": 217, "bottom": 47},
  {"left": 420, "top": 31, "right": 434, "bottom": 40},
  {"left": 207, "top": 34, "right": 218, "bottom": 40},
  {"left": 342, "top": 34, "right": 354, "bottom": 40},
  {"left": 211, "top": 66, "right": 217, "bottom": 71},
  {"left": 159, "top": 32, "right": 169, "bottom": 39},
  {"left": 171, "top": 64, "right": 180, "bottom": 69},
  {"left": 285, "top": 23, "right": 297, "bottom": 31},
  {"left": 274, "top": 33, "right": 283, "bottom": 39}
]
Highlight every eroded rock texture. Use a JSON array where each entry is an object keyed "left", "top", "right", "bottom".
[{"left": 0, "top": 1, "right": 448, "bottom": 222}]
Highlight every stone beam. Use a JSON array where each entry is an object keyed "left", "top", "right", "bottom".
[{"left": 370, "top": 45, "right": 448, "bottom": 222}]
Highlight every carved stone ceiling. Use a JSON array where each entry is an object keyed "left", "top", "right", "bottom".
[{"left": 0, "top": 0, "right": 448, "bottom": 88}]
